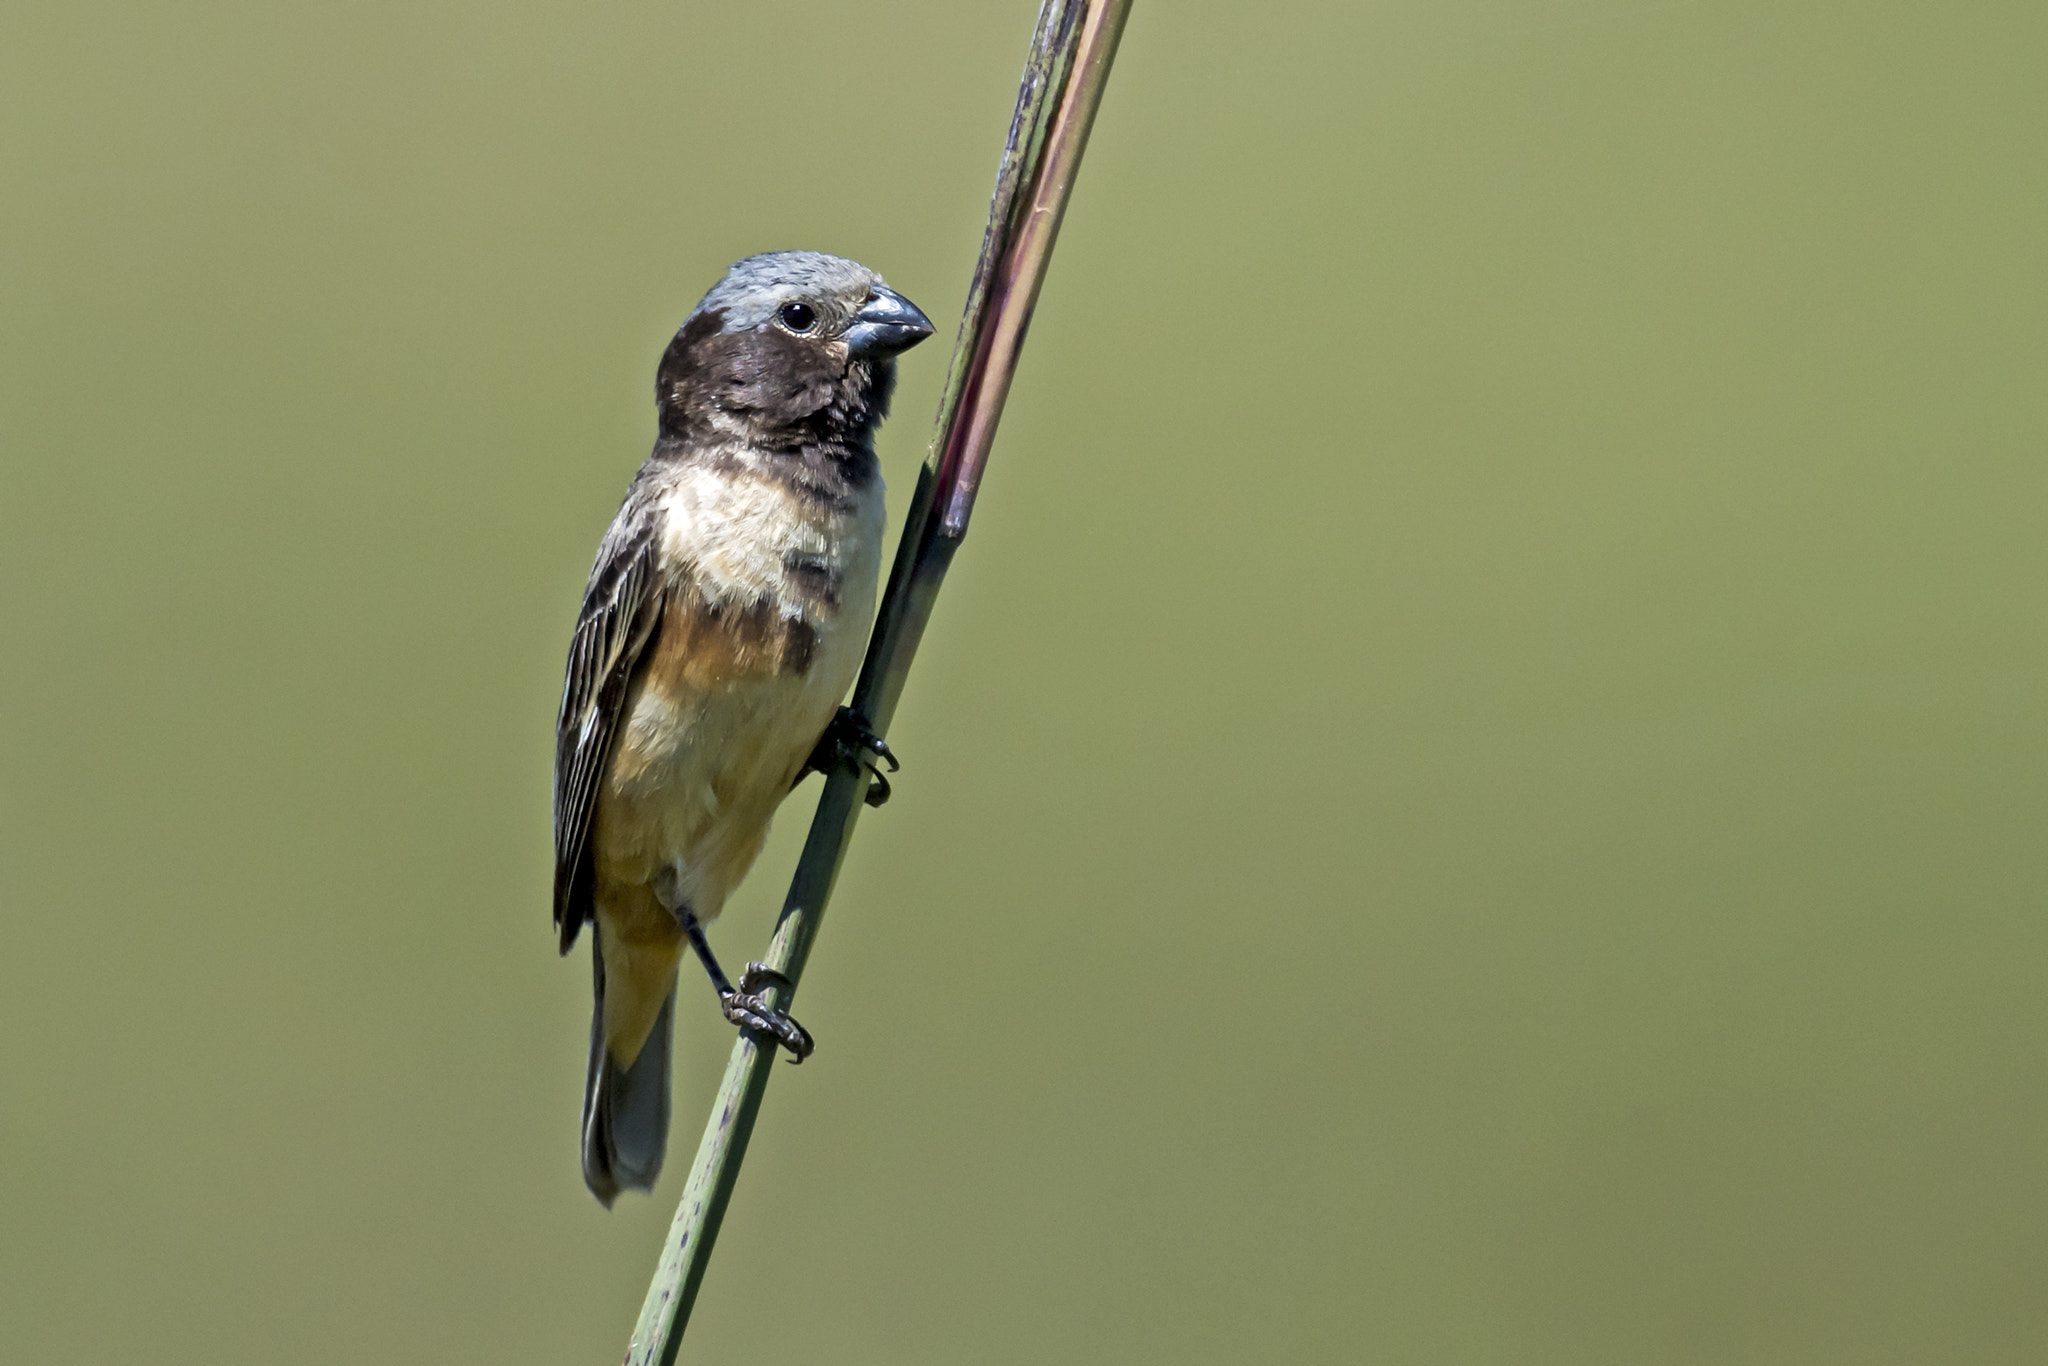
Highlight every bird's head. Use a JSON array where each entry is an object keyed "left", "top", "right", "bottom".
[{"left": 655, "top": 250, "right": 934, "bottom": 447}]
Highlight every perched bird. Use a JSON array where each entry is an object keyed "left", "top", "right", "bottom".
[{"left": 553, "top": 251, "right": 933, "bottom": 1205}]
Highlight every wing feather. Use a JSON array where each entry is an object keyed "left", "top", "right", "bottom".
[{"left": 553, "top": 499, "right": 664, "bottom": 951}]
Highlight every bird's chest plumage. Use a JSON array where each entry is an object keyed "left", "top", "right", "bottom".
[{"left": 593, "top": 458, "right": 883, "bottom": 918}]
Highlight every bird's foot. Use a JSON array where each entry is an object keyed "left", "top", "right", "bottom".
[
  {"left": 720, "top": 963, "right": 815, "bottom": 1063},
  {"left": 801, "top": 706, "right": 900, "bottom": 808}
]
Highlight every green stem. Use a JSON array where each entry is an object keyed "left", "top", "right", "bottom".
[{"left": 620, "top": 1, "right": 1131, "bottom": 1360}]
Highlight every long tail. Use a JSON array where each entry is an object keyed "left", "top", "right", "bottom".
[{"left": 581, "top": 929, "right": 674, "bottom": 1207}]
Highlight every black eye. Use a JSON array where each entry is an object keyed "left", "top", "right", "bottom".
[{"left": 778, "top": 301, "right": 817, "bottom": 333}]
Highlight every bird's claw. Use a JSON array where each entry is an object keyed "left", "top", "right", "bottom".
[
  {"left": 802, "top": 706, "right": 900, "bottom": 809},
  {"left": 720, "top": 962, "right": 814, "bottom": 1063}
]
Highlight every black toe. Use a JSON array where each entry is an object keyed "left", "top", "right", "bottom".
[{"left": 720, "top": 984, "right": 815, "bottom": 1063}]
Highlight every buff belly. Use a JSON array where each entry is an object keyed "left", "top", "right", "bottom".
[{"left": 587, "top": 469, "right": 882, "bottom": 1067}]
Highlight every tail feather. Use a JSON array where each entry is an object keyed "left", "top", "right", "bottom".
[{"left": 581, "top": 932, "right": 674, "bottom": 1207}]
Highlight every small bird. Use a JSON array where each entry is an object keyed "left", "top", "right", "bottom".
[{"left": 553, "top": 251, "right": 933, "bottom": 1205}]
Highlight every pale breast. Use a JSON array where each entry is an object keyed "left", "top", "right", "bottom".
[
  {"left": 654, "top": 461, "right": 879, "bottom": 611},
  {"left": 593, "top": 460, "right": 884, "bottom": 921}
]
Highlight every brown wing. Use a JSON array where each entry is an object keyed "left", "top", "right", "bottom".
[{"left": 553, "top": 496, "right": 664, "bottom": 953}]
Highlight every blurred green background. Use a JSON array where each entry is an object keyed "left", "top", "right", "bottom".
[{"left": 4, "top": 1, "right": 2044, "bottom": 1361}]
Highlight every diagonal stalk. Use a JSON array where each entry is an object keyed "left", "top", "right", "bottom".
[{"left": 620, "top": 2, "right": 1132, "bottom": 1361}]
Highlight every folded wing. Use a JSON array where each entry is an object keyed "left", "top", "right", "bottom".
[{"left": 553, "top": 498, "right": 664, "bottom": 953}]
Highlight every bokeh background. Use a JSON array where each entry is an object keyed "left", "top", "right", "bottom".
[{"left": 4, "top": 1, "right": 2044, "bottom": 1361}]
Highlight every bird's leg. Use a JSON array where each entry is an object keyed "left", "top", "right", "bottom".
[
  {"left": 797, "top": 705, "right": 900, "bottom": 808},
  {"left": 680, "top": 908, "right": 814, "bottom": 1063}
]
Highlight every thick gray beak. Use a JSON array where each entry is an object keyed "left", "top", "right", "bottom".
[{"left": 844, "top": 286, "right": 935, "bottom": 358}]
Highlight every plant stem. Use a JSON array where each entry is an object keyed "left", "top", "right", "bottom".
[{"left": 620, "top": 2, "right": 1132, "bottom": 1361}]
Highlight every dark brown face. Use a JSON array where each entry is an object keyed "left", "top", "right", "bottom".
[
  {"left": 658, "top": 306, "right": 853, "bottom": 436},
  {"left": 652, "top": 253, "right": 933, "bottom": 450}
]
